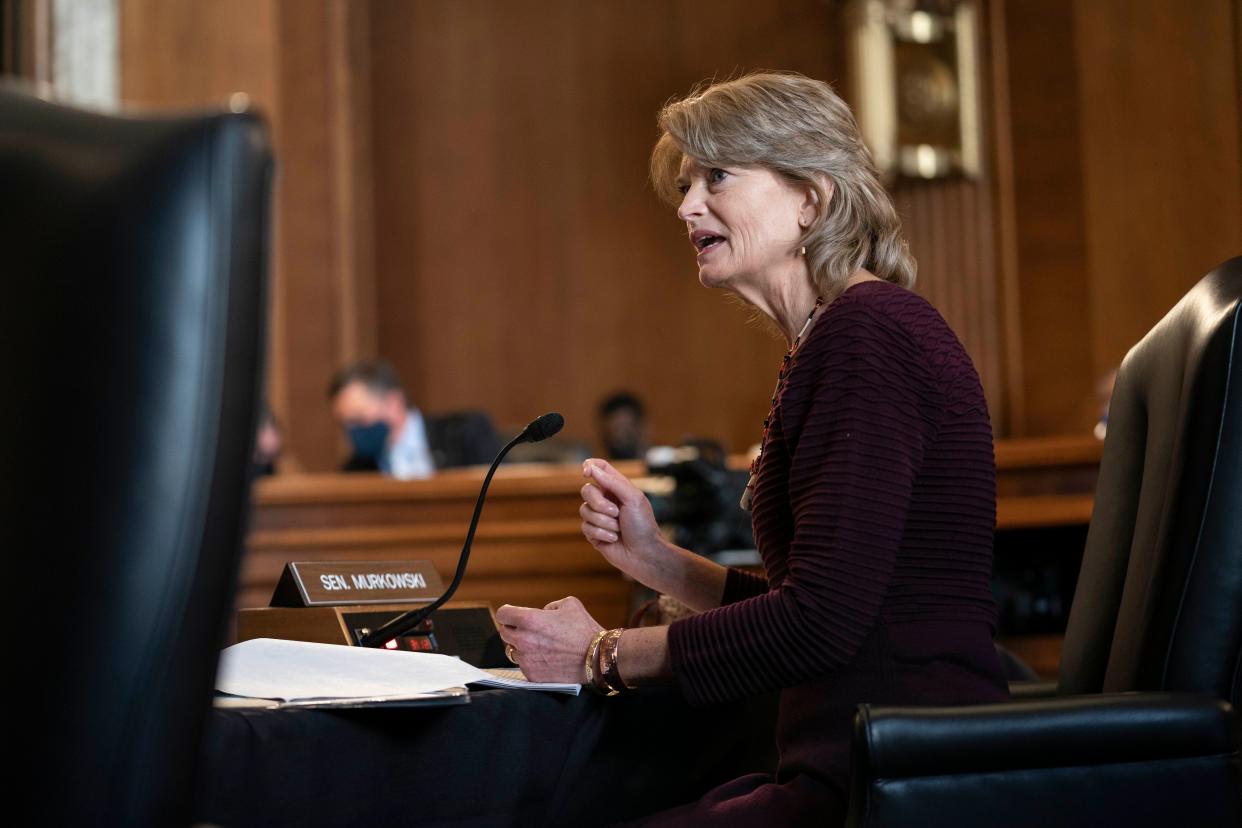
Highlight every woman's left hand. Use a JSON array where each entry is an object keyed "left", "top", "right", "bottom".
[{"left": 495, "top": 596, "right": 603, "bottom": 683}]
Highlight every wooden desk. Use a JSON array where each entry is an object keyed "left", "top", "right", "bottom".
[
  {"left": 242, "top": 462, "right": 646, "bottom": 627},
  {"left": 241, "top": 436, "right": 1103, "bottom": 667},
  {"left": 991, "top": 435, "right": 1102, "bottom": 678},
  {"left": 997, "top": 493, "right": 1094, "bottom": 530},
  {"left": 730, "top": 435, "right": 1102, "bottom": 530},
  {"left": 994, "top": 434, "right": 1102, "bottom": 498}
]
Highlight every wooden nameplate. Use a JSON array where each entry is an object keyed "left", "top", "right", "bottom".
[{"left": 235, "top": 561, "right": 508, "bottom": 667}]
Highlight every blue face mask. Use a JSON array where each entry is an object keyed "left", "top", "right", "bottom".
[{"left": 347, "top": 421, "right": 390, "bottom": 460}]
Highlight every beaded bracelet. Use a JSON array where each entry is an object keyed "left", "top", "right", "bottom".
[{"left": 583, "top": 629, "right": 616, "bottom": 696}]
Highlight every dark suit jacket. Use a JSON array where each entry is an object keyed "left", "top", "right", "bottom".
[{"left": 342, "top": 409, "right": 502, "bottom": 473}]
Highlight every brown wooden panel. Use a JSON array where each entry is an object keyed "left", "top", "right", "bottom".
[
  {"left": 994, "top": 434, "right": 1101, "bottom": 496},
  {"left": 992, "top": 0, "right": 1094, "bottom": 436},
  {"left": 267, "top": 0, "right": 376, "bottom": 472},
  {"left": 367, "top": 0, "right": 846, "bottom": 455},
  {"left": 983, "top": 0, "right": 1025, "bottom": 436},
  {"left": 249, "top": 461, "right": 643, "bottom": 531},
  {"left": 120, "top": 0, "right": 279, "bottom": 109},
  {"left": 120, "top": 0, "right": 376, "bottom": 473},
  {"left": 246, "top": 523, "right": 603, "bottom": 574},
  {"left": 996, "top": 494, "right": 1094, "bottom": 530},
  {"left": 993, "top": 435, "right": 1101, "bottom": 468},
  {"left": 1074, "top": 0, "right": 1242, "bottom": 374},
  {"left": 988, "top": 0, "right": 1242, "bottom": 436}
]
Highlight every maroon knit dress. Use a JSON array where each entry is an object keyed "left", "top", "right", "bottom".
[{"left": 638, "top": 281, "right": 1009, "bottom": 826}]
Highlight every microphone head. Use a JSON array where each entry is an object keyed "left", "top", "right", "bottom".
[{"left": 521, "top": 412, "right": 564, "bottom": 443}]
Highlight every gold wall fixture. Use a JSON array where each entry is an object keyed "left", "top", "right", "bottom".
[{"left": 846, "top": 0, "right": 980, "bottom": 181}]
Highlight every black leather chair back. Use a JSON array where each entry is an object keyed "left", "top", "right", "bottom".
[
  {"left": 426, "top": 409, "right": 504, "bottom": 468},
  {"left": 1, "top": 86, "right": 272, "bottom": 825},
  {"left": 1060, "top": 257, "right": 1242, "bottom": 703}
]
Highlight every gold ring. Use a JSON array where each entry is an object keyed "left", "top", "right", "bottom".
[{"left": 505, "top": 643, "right": 518, "bottom": 665}]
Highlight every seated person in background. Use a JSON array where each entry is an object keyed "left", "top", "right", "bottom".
[
  {"left": 252, "top": 403, "right": 283, "bottom": 476},
  {"left": 598, "top": 390, "right": 649, "bottom": 461},
  {"left": 329, "top": 359, "right": 501, "bottom": 478}
]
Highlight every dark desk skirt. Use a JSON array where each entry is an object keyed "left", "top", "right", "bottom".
[{"left": 196, "top": 687, "right": 777, "bottom": 828}]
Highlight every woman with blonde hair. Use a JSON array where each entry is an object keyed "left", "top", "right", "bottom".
[{"left": 498, "top": 71, "right": 1008, "bottom": 825}]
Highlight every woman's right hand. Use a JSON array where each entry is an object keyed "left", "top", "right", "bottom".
[{"left": 579, "top": 458, "right": 666, "bottom": 584}]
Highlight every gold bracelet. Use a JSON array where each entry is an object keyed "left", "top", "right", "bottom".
[
  {"left": 588, "top": 629, "right": 618, "bottom": 696},
  {"left": 599, "top": 628, "right": 630, "bottom": 693},
  {"left": 596, "top": 629, "right": 617, "bottom": 691},
  {"left": 583, "top": 628, "right": 609, "bottom": 691},
  {"left": 610, "top": 628, "right": 637, "bottom": 691}
]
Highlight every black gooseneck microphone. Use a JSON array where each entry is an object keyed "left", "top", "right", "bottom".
[{"left": 357, "top": 412, "right": 565, "bottom": 648}]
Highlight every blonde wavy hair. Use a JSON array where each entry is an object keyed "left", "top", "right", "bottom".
[{"left": 650, "top": 71, "right": 916, "bottom": 295}]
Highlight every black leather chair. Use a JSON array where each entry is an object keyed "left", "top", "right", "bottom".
[
  {"left": 1, "top": 86, "right": 272, "bottom": 825},
  {"left": 846, "top": 258, "right": 1242, "bottom": 827}
]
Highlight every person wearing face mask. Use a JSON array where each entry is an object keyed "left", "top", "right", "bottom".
[{"left": 328, "top": 359, "right": 501, "bottom": 478}]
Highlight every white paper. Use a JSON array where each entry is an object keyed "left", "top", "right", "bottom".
[
  {"left": 217, "top": 638, "right": 490, "bottom": 701},
  {"left": 216, "top": 638, "right": 579, "bottom": 701},
  {"left": 476, "top": 667, "right": 580, "bottom": 696}
]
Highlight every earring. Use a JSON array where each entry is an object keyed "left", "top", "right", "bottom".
[{"left": 799, "top": 245, "right": 807, "bottom": 257}]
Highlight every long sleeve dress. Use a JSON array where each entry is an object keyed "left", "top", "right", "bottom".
[{"left": 639, "top": 280, "right": 1010, "bottom": 826}]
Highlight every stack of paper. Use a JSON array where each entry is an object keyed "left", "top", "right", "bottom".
[{"left": 216, "top": 638, "right": 579, "bottom": 708}]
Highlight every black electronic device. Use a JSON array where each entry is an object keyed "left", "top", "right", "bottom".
[
  {"left": 344, "top": 607, "right": 507, "bottom": 666},
  {"left": 642, "top": 440, "right": 755, "bottom": 556}
]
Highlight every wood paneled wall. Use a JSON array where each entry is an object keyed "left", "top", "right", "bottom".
[
  {"left": 367, "top": 0, "right": 1015, "bottom": 452},
  {"left": 989, "top": 0, "right": 1242, "bottom": 435},
  {"left": 1074, "top": 0, "right": 1242, "bottom": 376},
  {"left": 121, "top": 0, "right": 374, "bottom": 472},
  {"left": 367, "top": 0, "right": 848, "bottom": 455},
  {"left": 117, "top": 0, "right": 1242, "bottom": 465}
]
